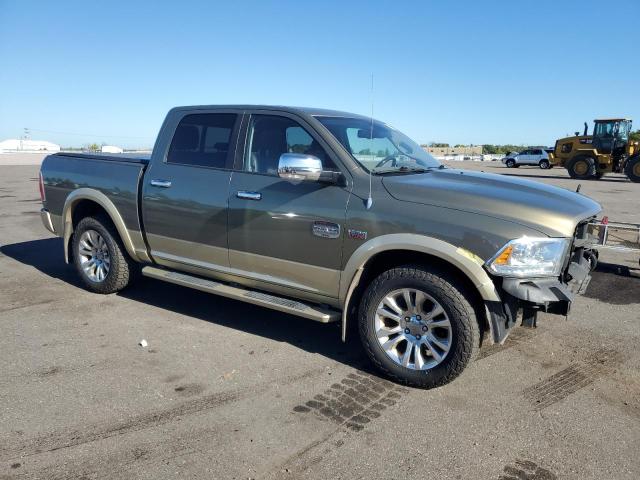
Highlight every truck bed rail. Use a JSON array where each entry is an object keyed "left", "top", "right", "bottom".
[{"left": 52, "top": 152, "right": 150, "bottom": 164}]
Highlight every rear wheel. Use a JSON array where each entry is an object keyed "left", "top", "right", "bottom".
[
  {"left": 567, "top": 155, "right": 596, "bottom": 180},
  {"left": 358, "top": 266, "right": 480, "bottom": 389},
  {"left": 625, "top": 155, "right": 640, "bottom": 183},
  {"left": 506, "top": 159, "right": 515, "bottom": 168},
  {"left": 539, "top": 159, "right": 550, "bottom": 169},
  {"left": 72, "top": 215, "right": 136, "bottom": 294}
]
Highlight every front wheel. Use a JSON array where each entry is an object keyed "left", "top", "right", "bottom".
[
  {"left": 505, "top": 159, "right": 515, "bottom": 168},
  {"left": 539, "top": 159, "right": 550, "bottom": 169},
  {"left": 358, "top": 266, "right": 480, "bottom": 389},
  {"left": 72, "top": 215, "right": 136, "bottom": 294},
  {"left": 625, "top": 155, "right": 640, "bottom": 183}
]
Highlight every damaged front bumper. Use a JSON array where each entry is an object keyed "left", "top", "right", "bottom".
[{"left": 485, "top": 250, "right": 592, "bottom": 344}]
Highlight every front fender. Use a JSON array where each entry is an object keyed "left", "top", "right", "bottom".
[{"left": 339, "top": 233, "right": 501, "bottom": 341}]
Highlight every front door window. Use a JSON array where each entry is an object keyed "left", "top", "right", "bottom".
[{"left": 243, "top": 115, "right": 337, "bottom": 175}]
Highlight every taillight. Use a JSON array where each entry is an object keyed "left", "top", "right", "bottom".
[{"left": 38, "top": 171, "right": 46, "bottom": 203}]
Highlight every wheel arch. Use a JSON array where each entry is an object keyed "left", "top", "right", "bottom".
[
  {"left": 339, "top": 234, "right": 500, "bottom": 342},
  {"left": 62, "top": 188, "right": 140, "bottom": 264}
]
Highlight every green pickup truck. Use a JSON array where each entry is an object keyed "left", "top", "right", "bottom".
[{"left": 39, "top": 105, "right": 601, "bottom": 388}]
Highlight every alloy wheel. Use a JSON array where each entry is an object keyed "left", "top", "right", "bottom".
[
  {"left": 78, "top": 229, "right": 111, "bottom": 282},
  {"left": 374, "top": 288, "right": 452, "bottom": 370}
]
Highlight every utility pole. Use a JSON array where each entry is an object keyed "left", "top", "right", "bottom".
[{"left": 20, "top": 128, "right": 30, "bottom": 151}]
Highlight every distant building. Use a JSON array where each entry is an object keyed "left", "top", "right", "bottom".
[
  {"left": 101, "top": 145, "right": 124, "bottom": 154},
  {"left": 424, "top": 145, "right": 483, "bottom": 157},
  {"left": 0, "top": 138, "right": 60, "bottom": 153}
]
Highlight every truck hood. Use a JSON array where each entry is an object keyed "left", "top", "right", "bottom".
[{"left": 382, "top": 168, "right": 601, "bottom": 237}]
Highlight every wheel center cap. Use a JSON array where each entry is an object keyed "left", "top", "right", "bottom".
[{"left": 404, "top": 315, "right": 426, "bottom": 336}]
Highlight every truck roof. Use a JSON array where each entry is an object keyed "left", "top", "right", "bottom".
[
  {"left": 171, "top": 105, "right": 370, "bottom": 120},
  {"left": 594, "top": 118, "right": 632, "bottom": 122}
]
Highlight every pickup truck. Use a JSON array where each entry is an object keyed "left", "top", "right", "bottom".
[{"left": 39, "top": 105, "right": 601, "bottom": 388}]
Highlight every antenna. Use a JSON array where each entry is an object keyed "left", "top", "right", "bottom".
[{"left": 366, "top": 74, "right": 374, "bottom": 210}]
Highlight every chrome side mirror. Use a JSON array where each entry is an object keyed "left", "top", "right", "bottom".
[{"left": 278, "top": 153, "right": 322, "bottom": 182}]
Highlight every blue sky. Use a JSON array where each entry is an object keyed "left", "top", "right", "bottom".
[{"left": 1, "top": 0, "right": 638, "bottom": 148}]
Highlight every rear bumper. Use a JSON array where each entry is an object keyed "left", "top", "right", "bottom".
[{"left": 40, "top": 208, "right": 56, "bottom": 234}]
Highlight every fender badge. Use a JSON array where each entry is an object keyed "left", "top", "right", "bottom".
[
  {"left": 312, "top": 221, "right": 340, "bottom": 239},
  {"left": 348, "top": 229, "right": 368, "bottom": 241}
]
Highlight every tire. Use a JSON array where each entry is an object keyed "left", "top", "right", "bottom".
[
  {"left": 539, "top": 159, "right": 550, "bottom": 169},
  {"left": 624, "top": 155, "right": 640, "bottom": 183},
  {"left": 506, "top": 159, "right": 515, "bottom": 168},
  {"left": 358, "top": 266, "right": 480, "bottom": 389},
  {"left": 567, "top": 155, "right": 596, "bottom": 180},
  {"left": 72, "top": 215, "right": 136, "bottom": 294}
]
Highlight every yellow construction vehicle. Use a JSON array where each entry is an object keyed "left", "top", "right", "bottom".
[{"left": 551, "top": 118, "right": 640, "bottom": 182}]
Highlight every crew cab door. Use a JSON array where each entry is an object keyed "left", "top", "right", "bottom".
[
  {"left": 227, "top": 111, "right": 351, "bottom": 298},
  {"left": 141, "top": 111, "right": 241, "bottom": 271}
]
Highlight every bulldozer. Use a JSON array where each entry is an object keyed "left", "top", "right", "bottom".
[{"left": 551, "top": 118, "right": 640, "bottom": 182}]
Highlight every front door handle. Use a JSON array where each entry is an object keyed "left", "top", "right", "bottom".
[
  {"left": 150, "top": 179, "right": 172, "bottom": 188},
  {"left": 236, "top": 191, "right": 262, "bottom": 201}
]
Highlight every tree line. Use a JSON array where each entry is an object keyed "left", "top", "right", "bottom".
[{"left": 424, "top": 130, "right": 640, "bottom": 155}]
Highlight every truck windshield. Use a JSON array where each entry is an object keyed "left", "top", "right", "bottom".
[{"left": 316, "top": 116, "right": 441, "bottom": 173}]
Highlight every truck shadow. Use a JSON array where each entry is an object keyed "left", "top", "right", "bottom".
[
  {"left": 1, "top": 237, "right": 370, "bottom": 372},
  {"left": 584, "top": 261, "right": 640, "bottom": 305}
]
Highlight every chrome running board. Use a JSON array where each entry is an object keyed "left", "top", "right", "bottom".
[{"left": 141, "top": 266, "right": 340, "bottom": 323}]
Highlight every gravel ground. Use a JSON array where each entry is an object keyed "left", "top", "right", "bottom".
[{"left": 1, "top": 159, "right": 639, "bottom": 479}]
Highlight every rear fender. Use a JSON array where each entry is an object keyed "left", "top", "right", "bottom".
[{"left": 62, "top": 188, "right": 142, "bottom": 264}]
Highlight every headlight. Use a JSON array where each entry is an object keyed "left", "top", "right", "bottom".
[{"left": 486, "top": 237, "right": 571, "bottom": 277}]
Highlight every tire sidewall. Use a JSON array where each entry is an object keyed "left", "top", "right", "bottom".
[
  {"left": 506, "top": 159, "right": 515, "bottom": 168},
  {"left": 359, "top": 268, "right": 477, "bottom": 388},
  {"left": 72, "top": 216, "right": 123, "bottom": 293},
  {"left": 539, "top": 160, "right": 549, "bottom": 169}
]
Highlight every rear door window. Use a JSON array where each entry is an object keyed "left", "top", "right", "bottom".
[{"left": 167, "top": 113, "right": 237, "bottom": 168}]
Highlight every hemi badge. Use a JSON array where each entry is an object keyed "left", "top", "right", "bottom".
[{"left": 348, "top": 229, "right": 368, "bottom": 241}]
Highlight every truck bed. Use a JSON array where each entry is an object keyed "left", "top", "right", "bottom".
[
  {"left": 40, "top": 152, "right": 149, "bottom": 256},
  {"left": 53, "top": 152, "right": 150, "bottom": 164}
]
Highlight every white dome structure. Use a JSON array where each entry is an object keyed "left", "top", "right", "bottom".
[
  {"left": 0, "top": 139, "right": 61, "bottom": 153},
  {"left": 101, "top": 145, "right": 124, "bottom": 154}
]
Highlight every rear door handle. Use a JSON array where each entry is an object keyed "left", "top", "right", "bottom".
[
  {"left": 150, "top": 179, "right": 172, "bottom": 188},
  {"left": 236, "top": 191, "right": 262, "bottom": 201}
]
